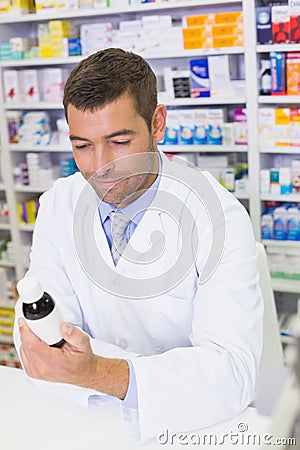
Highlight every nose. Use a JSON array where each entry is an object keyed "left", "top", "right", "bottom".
[{"left": 93, "top": 146, "right": 116, "bottom": 176}]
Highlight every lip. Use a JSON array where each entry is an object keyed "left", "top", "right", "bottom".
[{"left": 96, "top": 178, "right": 123, "bottom": 185}]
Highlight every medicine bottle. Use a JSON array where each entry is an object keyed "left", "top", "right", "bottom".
[{"left": 17, "top": 276, "right": 65, "bottom": 348}]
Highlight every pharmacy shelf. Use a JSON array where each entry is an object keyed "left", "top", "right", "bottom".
[
  {"left": 0, "top": 334, "right": 14, "bottom": 344},
  {"left": 0, "top": 223, "right": 10, "bottom": 231},
  {"left": 257, "top": 44, "right": 300, "bottom": 53},
  {"left": 5, "top": 102, "right": 63, "bottom": 110},
  {"left": 233, "top": 192, "right": 249, "bottom": 200},
  {"left": 0, "top": 0, "right": 242, "bottom": 24},
  {"left": 260, "top": 147, "right": 300, "bottom": 154},
  {"left": 260, "top": 193, "right": 300, "bottom": 202},
  {"left": 0, "top": 302, "right": 15, "bottom": 310},
  {"left": 14, "top": 185, "right": 52, "bottom": 193},
  {"left": 163, "top": 97, "right": 246, "bottom": 106},
  {"left": 19, "top": 224, "right": 35, "bottom": 232},
  {"left": 161, "top": 144, "right": 248, "bottom": 153},
  {"left": 0, "top": 261, "right": 15, "bottom": 268},
  {"left": 272, "top": 278, "right": 300, "bottom": 294},
  {"left": 0, "top": 47, "right": 245, "bottom": 68},
  {"left": 263, "top": 240, "right": 300, "bottom": 248},
  {"left": 258, "top": 96, "right": 300, "bottom": 105},
  {"left": 9, "top": 144, "right": 71, "bottom": 152},
  {"left": 6, "top": 96, "right": 247, "bottom": 110},
  {"left": 10, "top": 144, "right": 248, "bottom": 153}
]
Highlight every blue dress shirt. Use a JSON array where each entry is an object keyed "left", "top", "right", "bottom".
[{"left": 98, "top": 154, "right": 162, "bottom": 409}]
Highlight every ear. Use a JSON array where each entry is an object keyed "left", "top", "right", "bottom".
[{"left": 151, "top": 104, "right": 167, "bottom": 143}]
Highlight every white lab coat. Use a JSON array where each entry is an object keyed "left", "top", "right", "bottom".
[{"left": 14, "top": 152, "right": 263, "bottom": 443}]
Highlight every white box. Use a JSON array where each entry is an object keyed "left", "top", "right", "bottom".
[
  {"left": 19, "top": 69, "right": 40, "bottom": 102},
  {"left": 3, "top": 70, "right": 20, "bottom": 103},
  {"left": 259, "top": 108, "right": 275, "bottom": 148}
]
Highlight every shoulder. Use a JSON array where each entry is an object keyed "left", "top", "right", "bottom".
[{"left": 38, "top": 172, "right": 88, "bottom": 213}]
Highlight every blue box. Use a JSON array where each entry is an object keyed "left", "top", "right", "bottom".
[
  {"left": 270, "top": 52, "right": 286, "bottom": 95},
  {"left": 189, "top": 58, "right": 210, "bottom": 98}
]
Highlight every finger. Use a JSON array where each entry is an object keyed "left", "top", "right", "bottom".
[
  {"left": 18, "top": 317, "right": 42, "bottom": 347},
  {"left": 60, "top": 323, "right": 89, "bottom": 351}
]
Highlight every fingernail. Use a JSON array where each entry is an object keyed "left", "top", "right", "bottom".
[
  {"left": 18, "top": 318, "right": 23, "bottom": 328},
  {"left": 61, "top": 322, "right": 72, "bottom": 336}
]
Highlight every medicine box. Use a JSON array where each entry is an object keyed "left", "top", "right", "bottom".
[
  {"left": 233, "top": 109, "right": 247, "bottom": 145},
  {"left": 19, "top": 69, "right": 40, "bottom": 102},
  {"left": 207, "top": 109, "right": 224, "bottom": 145},
  {"left": 286, "top": 52, "right": 300, "bottom": 95},
  {"left": 256, "top": 6, "right": 272, "bottom": 44},
  {"left": 3, "top": 70, "right": 20, "bottom": 103},
  {"left": 182, "top": 26, "right": 212, "bottom": 40},
  {"left": 178, "top": 110, "right": 194, "bottom": 145},
  {"left": 189, "top": 58, "right": 210, "bottom": 98},
  {"left": 275, "top": 108, "right": 291, "bottom": 146},
  {"left": 270, "top": 52, "right": 286, "bottom": 95},
  {"left": 291, "top": 108, "right": 300, "bottom": 146},
  {"left": 184, "top": 14, "right": 215, "bottom": 27},
  {"left": 289, "top": 0, "right": 300, "bottom": 43},
  {"left": 183, "top": 38, "right": 213, "bottom": 50},
  {"left": 214, "top": 11, "right": 243, "bottom": 24},
  {"left": 259, "top": 108, "right": 275, "bottom": 148},
  {"left": 272, "top": 5, "right": 290, "bottom": 43},
  {"left": 193, "top": 109, "right": 208, "bottom": 145}
]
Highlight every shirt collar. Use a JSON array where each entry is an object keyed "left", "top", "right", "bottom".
[{"left": 99, "top": 152, "right": 162, "bottom": 225}]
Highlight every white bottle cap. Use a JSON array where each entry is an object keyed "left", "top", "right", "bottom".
[{"left": 17, "top": 276, "right": 44, "bottom": 304}]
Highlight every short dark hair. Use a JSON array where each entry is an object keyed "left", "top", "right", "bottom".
[{"left": 63, "top": 48, "right": 158, "bottom": 132}]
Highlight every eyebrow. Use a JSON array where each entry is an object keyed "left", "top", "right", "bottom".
[{"left": 69, "top": 129, "right": 137, "bottom": 142}]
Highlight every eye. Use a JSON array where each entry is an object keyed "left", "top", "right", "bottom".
[
  {"left": 112, "top": 140, "right": 131, "bottom": 146},
  {"left": 74, "top": 143, "right": 91, "bottom": 150}
]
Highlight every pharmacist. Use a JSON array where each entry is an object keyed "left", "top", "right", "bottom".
[{"left": 14, "top": 48, "right": 263, "bottom": 443}]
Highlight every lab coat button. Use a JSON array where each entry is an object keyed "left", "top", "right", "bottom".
[{"left": 118, "top": 339, "right": 128, "bottom": 350}]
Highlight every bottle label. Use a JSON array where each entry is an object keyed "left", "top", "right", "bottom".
[{"left": 24, "top": 307, "right": 63, "bottom": 346}]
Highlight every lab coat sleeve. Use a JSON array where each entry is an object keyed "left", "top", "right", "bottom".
[
  {"left": 121, "top": 179, "right": 264, "bottom": 443},
  {"left": 13, "top": 184, "right": 140, "bottom": 408}
]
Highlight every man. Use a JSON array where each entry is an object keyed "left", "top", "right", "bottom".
[{"left": 14, "top": 48, "right": 263, "bottom": 443}]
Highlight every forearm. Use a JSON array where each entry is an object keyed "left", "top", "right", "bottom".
[{"left": 87, "top": 356, "right": 129, "bottom": 400}]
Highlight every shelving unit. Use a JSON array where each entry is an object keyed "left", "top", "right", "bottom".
[{"left": 0, "top": 0, "right": 298, "bottom": 324}]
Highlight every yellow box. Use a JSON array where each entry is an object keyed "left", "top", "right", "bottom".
[
  {"left": 212, "top": 35, "right": 244, "bottom": 48},
  {"left": 39, "top": 43, "right": 54, "bottom": 58},
  {"left": 287, "top": 53, "right": 300, "bottom": 95},
  {"left": 214, "top": 11, "right": 243, "bottom": 24},
  {"left": 183, "top": 37, "right": 213, "bottom": 50},
  {"left": 17, "top": 203, "right": 25, "bottom": 225},
  {"left": 275, "top": 108, "right": 291, "bottom": 146},
  {"left": 182, "top": 26, "right": 212, "bottom": 40},
  {"left": 185, "top": 14, "right": 215, "bottom": 27},
  {"left": 0, "top": 308, "right": 14, "bottom": 325},
  {"left": 0, "top": 0, "right": 10, "bottom": 14},
  {"left": 212, "top": 23, "right": 244, "bottom": 37},
  {"left": 35, "top": 0, "right": 56, "bottom": 13}
]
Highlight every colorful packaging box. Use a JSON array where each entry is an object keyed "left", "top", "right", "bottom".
[
  {"left": 272, "top": 5, "right": 290, "bottom": 43},
  {"left": 189, "top": 58, "right": 210, "bottom": 98},
  {"left": 193, "top": 109, "right": 208, "bottom": 145},
  {"left": 275, "top": 108, "right": 291, "bottom": 146},
  {"left": 289, "top": 0, "right": 300, "bottom": 43},
  {"left": 291, "top": 109, "right": 300, "bottom": 146},
  {"left": 286, "top": 52, "right": 300, "bottom": 95},
  {"left": 270, "top": 52, "right": 286, "bottom": 95},
  {"left": 207, "top": 109, "right": 224, "bottom": 145},
  {"left": 256, "top": 6, "right": 272, "bottom": 44},
  {"left": 233, "top": 109, "right": 247, "bottom": 145},
  {"left": 259, "top": 108, "right": 275, "bottom": 148}
]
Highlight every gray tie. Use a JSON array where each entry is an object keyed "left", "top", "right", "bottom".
[{"left": 109, "top": 211, "right": 131, "bottom": 265}]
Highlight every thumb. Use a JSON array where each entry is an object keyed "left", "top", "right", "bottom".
[{"left": 60, "top": 322, "right": 89, "bottom": 350}]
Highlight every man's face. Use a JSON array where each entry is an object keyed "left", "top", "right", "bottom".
[{"left": 67, "top": 94, "right": 165, "bottom": 207}]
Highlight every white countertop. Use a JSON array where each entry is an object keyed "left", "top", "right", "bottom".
[{"left": 0, "top": 365, "right": 271, "bottom": 450}]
